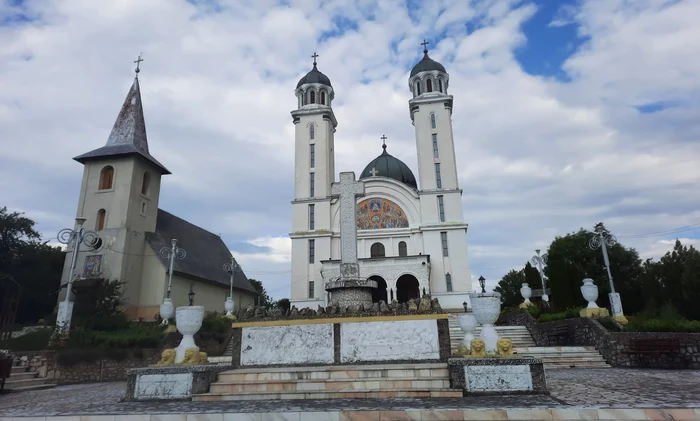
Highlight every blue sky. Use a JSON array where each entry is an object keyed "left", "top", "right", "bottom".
[{"left": 1, "top": 0, "right": 699, "bottom": 299}]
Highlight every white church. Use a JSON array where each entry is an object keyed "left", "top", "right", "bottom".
[{"left": 290, "top": 46, "right": 473, "bottom": 310}]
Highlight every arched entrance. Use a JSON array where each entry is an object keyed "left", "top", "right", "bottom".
[
  {"left": 369, "top": 276, "right": 387, "bottom": 303},
  {"left": 396, "top": 274, "right": 420, "bottom": 303}
]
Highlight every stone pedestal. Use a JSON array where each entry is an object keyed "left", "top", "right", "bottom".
[
  {"left": 469, "top": 292, "right": 501, "bottom": 353},
  {"left": 125, "top": 365, "right": 227, "bottom": 401},
  {"left": 175, "top": 306, "right": 204, "bottom": 363},
  {"left": 448, "top": 357, "right": 547, "bottom": 395},
  {"left": 325, "top": 263, "right": 377, "bottom": 308}
]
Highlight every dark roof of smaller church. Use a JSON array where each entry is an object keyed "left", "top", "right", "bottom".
[
  {"left": 146, "top": 209, "right": 256, "bottom": 295},
  {"left": 297, "top": 64, "right": 332, "bottom": 88},
  {"left": 410, "top": 51, "right": 447, "bottom": 77},
  {"left": 360, "top": 144, "right": 418, "bottom": 189},
  {"left": 74, "top": 77, "right": 170, "bottom": 174}
]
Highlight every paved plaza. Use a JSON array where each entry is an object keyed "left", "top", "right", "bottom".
[{"left": 0, "top": 369, "right": 699, "bottom": 417}]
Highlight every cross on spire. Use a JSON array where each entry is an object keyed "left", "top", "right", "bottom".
[
  {"left": 134, "top": 53, "right": 144, "bottom": 76},
  {"left": 421, "top": 39, "right": 430, "bottom": 54},
  {"left": 311, "top": 52, "right": 319, "bottom": 66}
]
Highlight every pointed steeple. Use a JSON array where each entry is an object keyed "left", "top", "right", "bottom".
[{"left": 74, "top": 72, "right": 169, "bottom": 174}]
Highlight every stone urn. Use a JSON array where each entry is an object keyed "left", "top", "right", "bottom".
[
  {"left": 580, "top": 278, "right": 599, "bottom": 309},
  {"left": 174, "top": 306, "right": 205, "bottom": 363},
  {"left": 457, "top": 313, "right": 478, "bottom": 350},
  {"left": 224, "top": 296, "right": 235, "bottom": 316},
  {"left": 520, "top": 283, "right": 533, "bottom": 307},
  {"left": 469, "top": 292, "right": 502, "bottom": 353},
  {"left": 159, "top": 298, "right": 174, "bottom": 325}
]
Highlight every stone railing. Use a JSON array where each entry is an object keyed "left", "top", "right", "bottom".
[{"left": 500, "top": 310, "right": 700, "bottom": 369}]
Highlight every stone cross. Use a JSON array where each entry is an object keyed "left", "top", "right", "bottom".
[
  {"left": 331, "top": 172, "right": 365, "bottom": 279},
  {"left": 369, "top": 167, "right": 379, "bottom": 177}
]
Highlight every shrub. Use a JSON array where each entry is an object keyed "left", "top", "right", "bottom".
[
  {"left": 79, "top": 313, "right": 130, "bottom": 331},
  {"left": 596, "top": 316, "right": 623, "bottom": 332},
  {"left": 0, "top": 328, "right": 52, "bottom": 351},
  {"left": 526, "top": 305, "right": 541, "bottom": 319},
  {"left": 201, "top": 314, "right": 230, "bottom": 335},
  {"left": 538, "top": 307, "right": 582, "bottom": 323},
  {"left": 624, "top": 318, "right": 700, "bottom": 333}
]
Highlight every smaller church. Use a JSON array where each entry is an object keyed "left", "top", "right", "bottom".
[{"left": 59, "top": 64, "right": 256, "bottom": 319}]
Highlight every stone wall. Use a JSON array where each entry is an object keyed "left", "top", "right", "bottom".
[{"left": 501, "top": 310, "right": 700, "bottom": 369}]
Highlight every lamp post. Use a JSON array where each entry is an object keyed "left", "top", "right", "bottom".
[
  {"left": 589, "top": 223, "right": 627, "bottom": 323},
  {"left": 188, "top": 285, "right": 196, "bottom": 306},
  {"left": 478, "top": 275, "right": 486, "bottom": 293},
  {"left": 531, "top": 249, "right": 549, "bottom": 302},
  {"left": 462, "top": 301, "right": 469, "bottom": 312},
  {"left": 159, "top": 239, "right": 186, "bottom": 325},
  {"left": 223, "top": 257, "right": 239, "bottom": 316},
  {"left": 56, "top": 217, "right": 102, "bottom": 333}
]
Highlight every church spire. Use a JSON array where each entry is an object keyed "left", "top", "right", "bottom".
[{"left": 74, "top": 59, "right": 170, "bottom": 174}]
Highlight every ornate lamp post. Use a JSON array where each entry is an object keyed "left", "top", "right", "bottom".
[
  {"left": 56, "top": 217, "right": 102, "bottom": 333},
  {"left": 159, "top": 239, "right": 186, "bottom": 325},
  {"left": 589, "top": 223, "right": 627, "bottom": 323},
  {"left": 188, "top": 285, "right": 196, "bottom": 306},
  {"left": 223, "top": 257, "right": 239, "bottom": 316},
  {"left": 478, "top": 275, "right": 486, "bottom": 293},
  {"left": 531, "top": 249, "right": 549, "bottom": 302}
]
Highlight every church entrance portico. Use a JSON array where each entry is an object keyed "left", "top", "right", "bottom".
[
  {"left": 396, "top": 274, "right": 420, "bottom": 303},
  {"left": 368, "top": 276, "right": 387, "bottom": 303}
]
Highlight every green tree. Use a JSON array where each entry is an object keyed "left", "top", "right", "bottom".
[
  {"left": 0, "top": 207, "right": 40, "bottom": 272},
  {"left": 494, "top": 269, "right": 527, "bottom": 308},
  {"left": 653, "top": 240, "right": 700, "bottom": 320},
  {"left": 274, "top": 298, "right": 291, "bottom": 312},
  {"left": 523, "top": 262, "right": 543, "bottom": 290},
  {"left": 248, "top": 278, "right": 273, "bottom": 308}
]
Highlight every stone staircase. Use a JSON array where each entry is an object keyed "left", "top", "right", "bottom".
[
  {"left": 3, "top": 365, "right": 56, "bottom": 393},
  {"left": 194, "top": 363, "right": 462, "bottom": 401},
  {"left": 448, "top": 314, "right": 610, "bottom": 369}
]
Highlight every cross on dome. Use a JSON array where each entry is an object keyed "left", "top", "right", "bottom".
[
  {"left": 311, "top": 52, "right": 319, "bottom": 66},
  {"left": 381, "top": 134, "right": 387, "bottom": 150},
  {"left": 134, "top": 53, "right": 144, "bottom": 75},
  {"left": 421, "top": 39, "right": 430, "bottom": 54}
]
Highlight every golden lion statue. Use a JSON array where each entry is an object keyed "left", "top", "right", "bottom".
[
  {"left": 154, "top": 349, "right": 176, "bottom": 366},
  {"left": 180, "top": 348, "right": 209, "bottom": 365},
  {"left": 453, "top": 343, "right": 470, "bottom": 357},
  {"left": 470, "top": 338, "right": 487, "bottom": 357},
  {"left": 497, "top": 338, "right": 514, "bottom": 357}
]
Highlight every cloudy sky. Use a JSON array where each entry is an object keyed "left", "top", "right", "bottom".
[{"left": 2, "top": 0, "right": 699, "bottom": 299}]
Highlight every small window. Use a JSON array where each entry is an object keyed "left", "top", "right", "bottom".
[
  {"left": 310, "top": 91, "right": 315, "bottom": 104},
  {"left": 141, "top": 172, "right": 150, "bottom": 195},
  {"left": 310, "top": 144, "right": 315, "bottom": 168},
  {"left": 435, "top": 163, "right": 442, "bottom": 189},
  {"left": 310, "top": 125, "right": 315, "bottom": 140},
  {"left": 302, "top": 92, "right": 307, "bottom": 106},
  {"left": 427, "top": 78, "right": 433, "bottom": 92},
  {"left": 96, "top": 209, "right": 106, "bottom": 231},
  {"left": 398, "top": 241, "right": 407, "bottom": 257},
  {"left": 309, "top": 239, "right": 315, "bottom": 264},
  {"left": 321, "top": 91, "right": 326, "bottom": 105},
  {"left": 416, "top": 81, "right": 421, "bottom": 95},
  {"left": 99, "top": 166, "right": 114, "bottom": 190},
  {"left": 432, "top": 134, "right": 439, "bottom": 158},
  {"left": 437, "top": 195, "right": 445, "bottom": 222},
  {"left": 310, "top": 173, "right": 315, "bottom": 197},
  {"left": 446, "top": 273, "right": 453, "bottom": 292},
  {"left": 308, "top": 281, "right": 315, "bottom": 299},
  {"left": 309, "top": 204, "right": 315, "bottom": 230},
  {"left": 441, "top": 232, "right": 449, "bottom": 257},
  {"left": 141, "top": 202, "right": 147, "bottom": 215},
  {"left": 439, "top": 79, "right": 444, "bottom": 93},
  {"left": 430, "top": 113, "right": 436, "bottom": 129},
  {"left": 370, "top": 242, "right": 385, "bottom": 258}
]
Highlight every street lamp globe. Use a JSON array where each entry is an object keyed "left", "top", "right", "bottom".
[{"left": 478, "top": 276, "right": 486, "bottom": 293}]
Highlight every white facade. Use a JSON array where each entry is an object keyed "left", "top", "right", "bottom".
[{"left": 290, "top": 53, "right": 472, "bottom": 310}]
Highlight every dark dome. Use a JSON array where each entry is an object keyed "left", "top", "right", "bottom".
[
  {"left": 410, "top": 52, "right": 446, "bottom": 77},
  {"left": 360, "top": 145, "right": 418, "bottom": 189},
  {"left": 297, "top": 64, "right": 332, "bottom": 88}
]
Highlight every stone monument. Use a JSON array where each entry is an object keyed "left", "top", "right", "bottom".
[{"left": 325, "top": 172, "right": 377, "bottom": 308}]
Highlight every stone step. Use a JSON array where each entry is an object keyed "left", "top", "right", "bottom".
[
  {"left": 194, "top": 388, "right": 463, "bottom": 401},
  {"left": 515, "top": 346, "right": 598, "bottom": 352},
  {"left": 210, "top": 377, "right": 451, "bottom": 394},
  {"left": 8, "top": 372, "right": 38, "bottom": 381},
  {"left": 10, "top": 366, "right": 28, "bottom": 374},
  {"left": 1, "top": 383, "right": 57, "bottom": 393},
  {"left": 3, "top": 377, "right": 51, "bottom": 389}
]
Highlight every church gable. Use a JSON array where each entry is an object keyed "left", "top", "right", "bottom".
[{"left": 357, "top": 198, "right": 409, "bottom": 229}]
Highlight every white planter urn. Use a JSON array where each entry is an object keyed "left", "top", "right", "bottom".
[
  {"left": 174, "top": 306, "right": 205, "bottom": 363},
  {"left": 159, "top": 298, "right": 174, "bottom": 325},
  {"left": 457, "top": 313, "right": 478, "bottom": 350},
  {"left": 581, "top": 278, "right": 600, "bottom": 309},
  {"left": 520, "top": 283, "right": 532, "bottom": 307},
  {"left": 469, "top": 292, "right": 502, "bottom": 353},
  {"left": 224, "top": 296, "right": 234, "bottom": 316}
]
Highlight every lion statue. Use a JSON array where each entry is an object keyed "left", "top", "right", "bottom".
[
  {"left": 181, "top": 348, "right": 202, "bottom": 365},
  {"left": 497, "top": 338, "right": 514, "bottom": 357},
  {"left": 469, "top": 338, "right": 487, "bottom": 357},
  {"left": 153, "top": 349, "right": 176, "bottom": 366},
  {"left": 453, "top": 343, "right": 470, "bottom": 357},
  {"left": 199, "top": 352, "right": 209, "bottom": 363}
]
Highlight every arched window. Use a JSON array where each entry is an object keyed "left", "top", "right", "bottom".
[
  {"left": 370, "top": 242, "right": 385, "bottom": 258},
  {"left": 321, "top": 91, "right": 326, "bottom": 105},
  {"left": 309, "top": 124, "right": 315, "bottom": 140},
  {"left": 141, "top": 172, "right": 150, "bottom": 195},
  {"left": 96, "top": 209, "right": 106, "bottom": 231},
  {"left": 438, "top": 79, "right": 444, "bottom": 93},
  {"left": 398, "top": 241, "right": 407, "bottom": 257},
  {"left": 415, "top": 81, "right": 421, "bottom": 96},
  {"left": 427, "top": 78, "right": 433, "bottom": 92},
  {"left": 301, "top": 91, "right": 307, "bottom": 106},
  {"left": 99, "top": 166, "right": 114, "bottom": 190},
  {"left": 430, "top": 113, "right": 436, "bottom": 129},
  {"left": 309, "top": 91, "right": 315, "bottom": 104}
]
